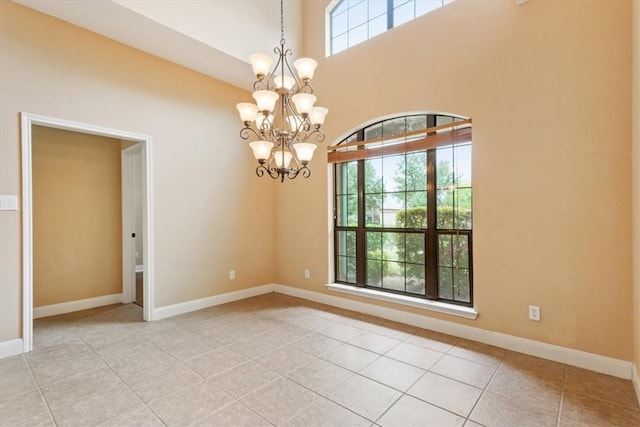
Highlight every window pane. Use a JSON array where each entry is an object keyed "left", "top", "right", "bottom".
[
  {"left": 337, "top": 230, "right": 356, "bottom": 256},
  {"left": 406, "top": 263, "right": 425, "bottom": 295},
  {"left": 336, "top": 161, "right": 356, "bottom": 194},
  {"left": 405, "top": 151, "right": 426, "bottom": 191},
  {"left": 452, "top": 235, "right": 469, "bottom": 268},
  {"left": 333, "top": 0, "right": 349, "bottom": 15},
  {"left": 348, "top": 23, "right": 368, "bottom": 48},
  {"left": 348, "top": 0, "right": 367, "bottom": 29},
  {"left": 437, "top": 190, "right": 453, "bottom": 229},
  {"left": 332, "top": 10, "right": 348, "bottom": 37},
  {"left": 406, "top": 191, "right": 427, "bottom": 210},
  {"left": 382, "top": 117, "right": 406, "bottom": 137},
  {"left": 436, "top": 146, "right": 453, "bottom": 189},
  {"left": 455, "top": 144, "right": 472, "bottom": 186},
  {"left": 405, "top": 233, "right": 424, "bottom": 264},
  {"left": 416, "top": 0, "right": 442, "bottom": 17},
  {"left": 368, "top": 13, "right": 388, "bottom": 38},
  {"left": 394, "top": 1, "right": 415, "bottom": 26},
  {"left": 384, "top": 232, "right": 404, "bottom": 261},
  {"left": 346, "top": 257, "right": 357, "bottom": 282},
  {"left": 383, "top": 261, "right": 405, "bottom": 291},
  {"left": 367, "top": 259, "right": 382, "bottom": 287},
  {"left": 365, "top": 158, "right": 383, "bottom": 193},
  {"left": 406, "top": 115, "right": 427, "bottom": 132},
  {"left": 438, "top": 267, "right": 453, "bottom": 299},
  {"left": 337, "top": 256, "right": 347, "bottom": 281},
  {"left": 455, "top": 188, "right": 472, "bottom": 229},
  {"left": 365, "top": 194, "right": 382, "bottom": 226},
  {"left": 369, "top": 0, "right": 388, "bottom": 19},
  {"left": 336, "top": 195, "right": 347, "bottom": 226},
  {"left": 383, "top": 192, "right": 404, "bottom": 227},
  {"left": 438, "top": 234, "right": 452, "bottom": 267},
  {"left": 367, "top": 231, "right": 382, "bottom": 256},
  {"left": 347, "top": 231, "right": 356, "bottom": 256},
  {"left": 347, "top": 194, "right": 358, "bottom": 226},
  {"left": 393, "top": 0, "right": 412, "bottom": 8},
  {"left": 454, "top": 268, "right": 470, "bottom": 302},
  {"left": 383, "top": 155, "right": 404, "bottom": 192},
  {"left": 364, "top": 123, "right": 382, "bottom": 140},
  {"left": 397, "top": 199, "right": 426, "bottom": 228},
  {"left": 332, "top": 33, "right": 348, "bottom": 54},
  {"left": 436, "top": 115, "right": 454, "bottom": 126}
]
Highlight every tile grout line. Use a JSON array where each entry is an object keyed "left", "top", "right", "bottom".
[
  {"left": 460, "top": 348, "right": 508, "bottom": 425},
  {"left": 75, "top": 319, "right": 169, "bottom": 426},
  {"left": 22, "top": 354, "right": 59, "bottom": 427}
]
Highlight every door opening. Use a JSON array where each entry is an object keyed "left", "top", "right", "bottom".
[{"left": 21, "top": 113, "right": 155, "bottom": 353}]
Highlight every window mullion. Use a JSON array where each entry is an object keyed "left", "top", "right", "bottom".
[
  {"left": 356, "top": 129, "right": 366, "bottom": 287},
  {"left": 387, "top": 0, "right": 394, "bottom": 29},
  {"left": 425, "top": 113, "right": 438, "bottom": 298}
]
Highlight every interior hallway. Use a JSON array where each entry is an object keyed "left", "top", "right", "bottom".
[{"left": 1, "top": 293, "right": 638, "bottom": 426}]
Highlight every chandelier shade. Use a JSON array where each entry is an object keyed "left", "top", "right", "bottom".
[
  {"left": 249, "top": 53, "right": 273, "bottom": 77},
  {"left": 293, "top": 58, "right": 318, "bottom": 80},
  {"left": 237, "top": 0, "right": 328, "bottom": 182},
  {"left": 249, "top": 140, "right": 274, "bottom": 161},
  {"left": 236, "top": 103, "right": 259, "bottom": 123}
]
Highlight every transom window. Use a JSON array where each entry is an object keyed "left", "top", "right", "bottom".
[
  {"left": 329, "top": 0, "right": 453, "bottom": 55},
  {"left": 331, "top": 113, "right": 473, "bottom": 306}
]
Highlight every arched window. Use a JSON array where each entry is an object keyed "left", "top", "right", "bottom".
[
  {"left": 329, "top": 113, "right": 473, "bottom": 306},
  {"left": 329, "top": 0, "right": 453, "bottom": 55}
]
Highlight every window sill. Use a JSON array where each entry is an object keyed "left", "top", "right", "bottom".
[{"left": 325, "top": 283, "right": 478, "bottom": 320}]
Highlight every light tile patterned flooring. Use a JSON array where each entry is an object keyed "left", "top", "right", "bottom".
[{"left": 1, "top": 293, "right": 639, "bottom": 426}]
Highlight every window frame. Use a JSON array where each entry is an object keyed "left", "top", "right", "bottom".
[
  {"left": 327, "top": 0, "right": 453, "bottom": 56},
  {"left": 332, "top": 113, "right": 473, "bottom": 307}
]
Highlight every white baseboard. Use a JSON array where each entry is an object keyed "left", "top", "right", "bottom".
[
  {"left": 136, "top": 265, "right": 144, "bottom": 273},
  {"left": 633, "top": 364, "right": 640, "bottom": 406},
  {"left": 274, "top": 284, "right": 633, "bottom": 380},
  {"left": 33, "top": 293, "right": 124, "bottom": 319},
  {"left": 153, "top": 284, "right": 275, "bottom": 320},
  {"left": 0, "top": 339, "right": 24, "bottom": 359}
]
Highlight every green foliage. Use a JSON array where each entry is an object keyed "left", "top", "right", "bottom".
[{"left": 395, "top": 206, "right": 427, "bottom": 229}]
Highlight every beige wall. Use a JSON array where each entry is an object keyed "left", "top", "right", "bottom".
[
  {"left": 275, "top": 0, "right": 634, "bottom": 360},
  {"left": 633, "top": 0, "right": 640, "bottom": 373},
  {"left": 0, "top": 1, "right": 274, "bottom": 342},
  {"left": 33, "top": 126, "right": 122, "bottom": 306}
]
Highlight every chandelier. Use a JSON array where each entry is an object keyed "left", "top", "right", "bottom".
[{"left": 236, "top": 0, "right": 328, "bottom": 182}]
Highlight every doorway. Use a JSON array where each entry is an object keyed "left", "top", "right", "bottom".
[
  {"left": 121, "top": 143, "right": 144, "bottom": 308},
  {"left": 21, "top": 113, "right": 155, "bottom": 353}
]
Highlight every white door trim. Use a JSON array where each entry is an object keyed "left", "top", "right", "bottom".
[
  {"left": 21, "top": 112, "right": 156, "bottom": 353},
  {"left": 121, "top": 144, "right": 142, "bottom": 304}
]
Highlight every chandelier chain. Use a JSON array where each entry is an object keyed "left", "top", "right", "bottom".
[{"left": 280, "top": 0, "right": 285, "bottom": 44}]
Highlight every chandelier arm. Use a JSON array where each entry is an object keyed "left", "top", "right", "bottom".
[
  {"left": 303, "top": 128, "right": 326, "bottom": 143},
  {"left": 253, "top": 79, "right": 268, "bottom": 91},
  {"left": 240, "top": 126, "right": 261, "bottom": 140},
  {"left": 282, "top": 96, "right": 302, "bottom": 140},
  {"left": 297, "top": 82, "right": 314, "bottom": 95},
  {"left": 287, "top": 164, "right": 310, "bottom": 180}
]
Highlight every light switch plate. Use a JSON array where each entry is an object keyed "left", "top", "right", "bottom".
[{"left": 0, "top": 195, "right": 18, "bottom": 211}]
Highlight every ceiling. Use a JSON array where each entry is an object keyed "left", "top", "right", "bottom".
[{"left": 14, "top": 0, "right": 303, "bottom": 91}]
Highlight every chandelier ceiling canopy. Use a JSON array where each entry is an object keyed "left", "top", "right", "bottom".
[{"left": 236, "top": 0, "right": 328, "bottom": 182}]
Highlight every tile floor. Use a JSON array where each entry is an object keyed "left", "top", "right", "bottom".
[{"left": 1, "top": 293, "right": 639, "bottom": 426}]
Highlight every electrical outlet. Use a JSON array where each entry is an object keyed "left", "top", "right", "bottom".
[
  {"left": 229, "top": 270, "right": 235, "bottom": 280},
  {"left": 528, "top": 305, "right": 541, "bottom": 321},
  {"left": 304, "top": 269, "right": 310, "bottom": 279}
]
